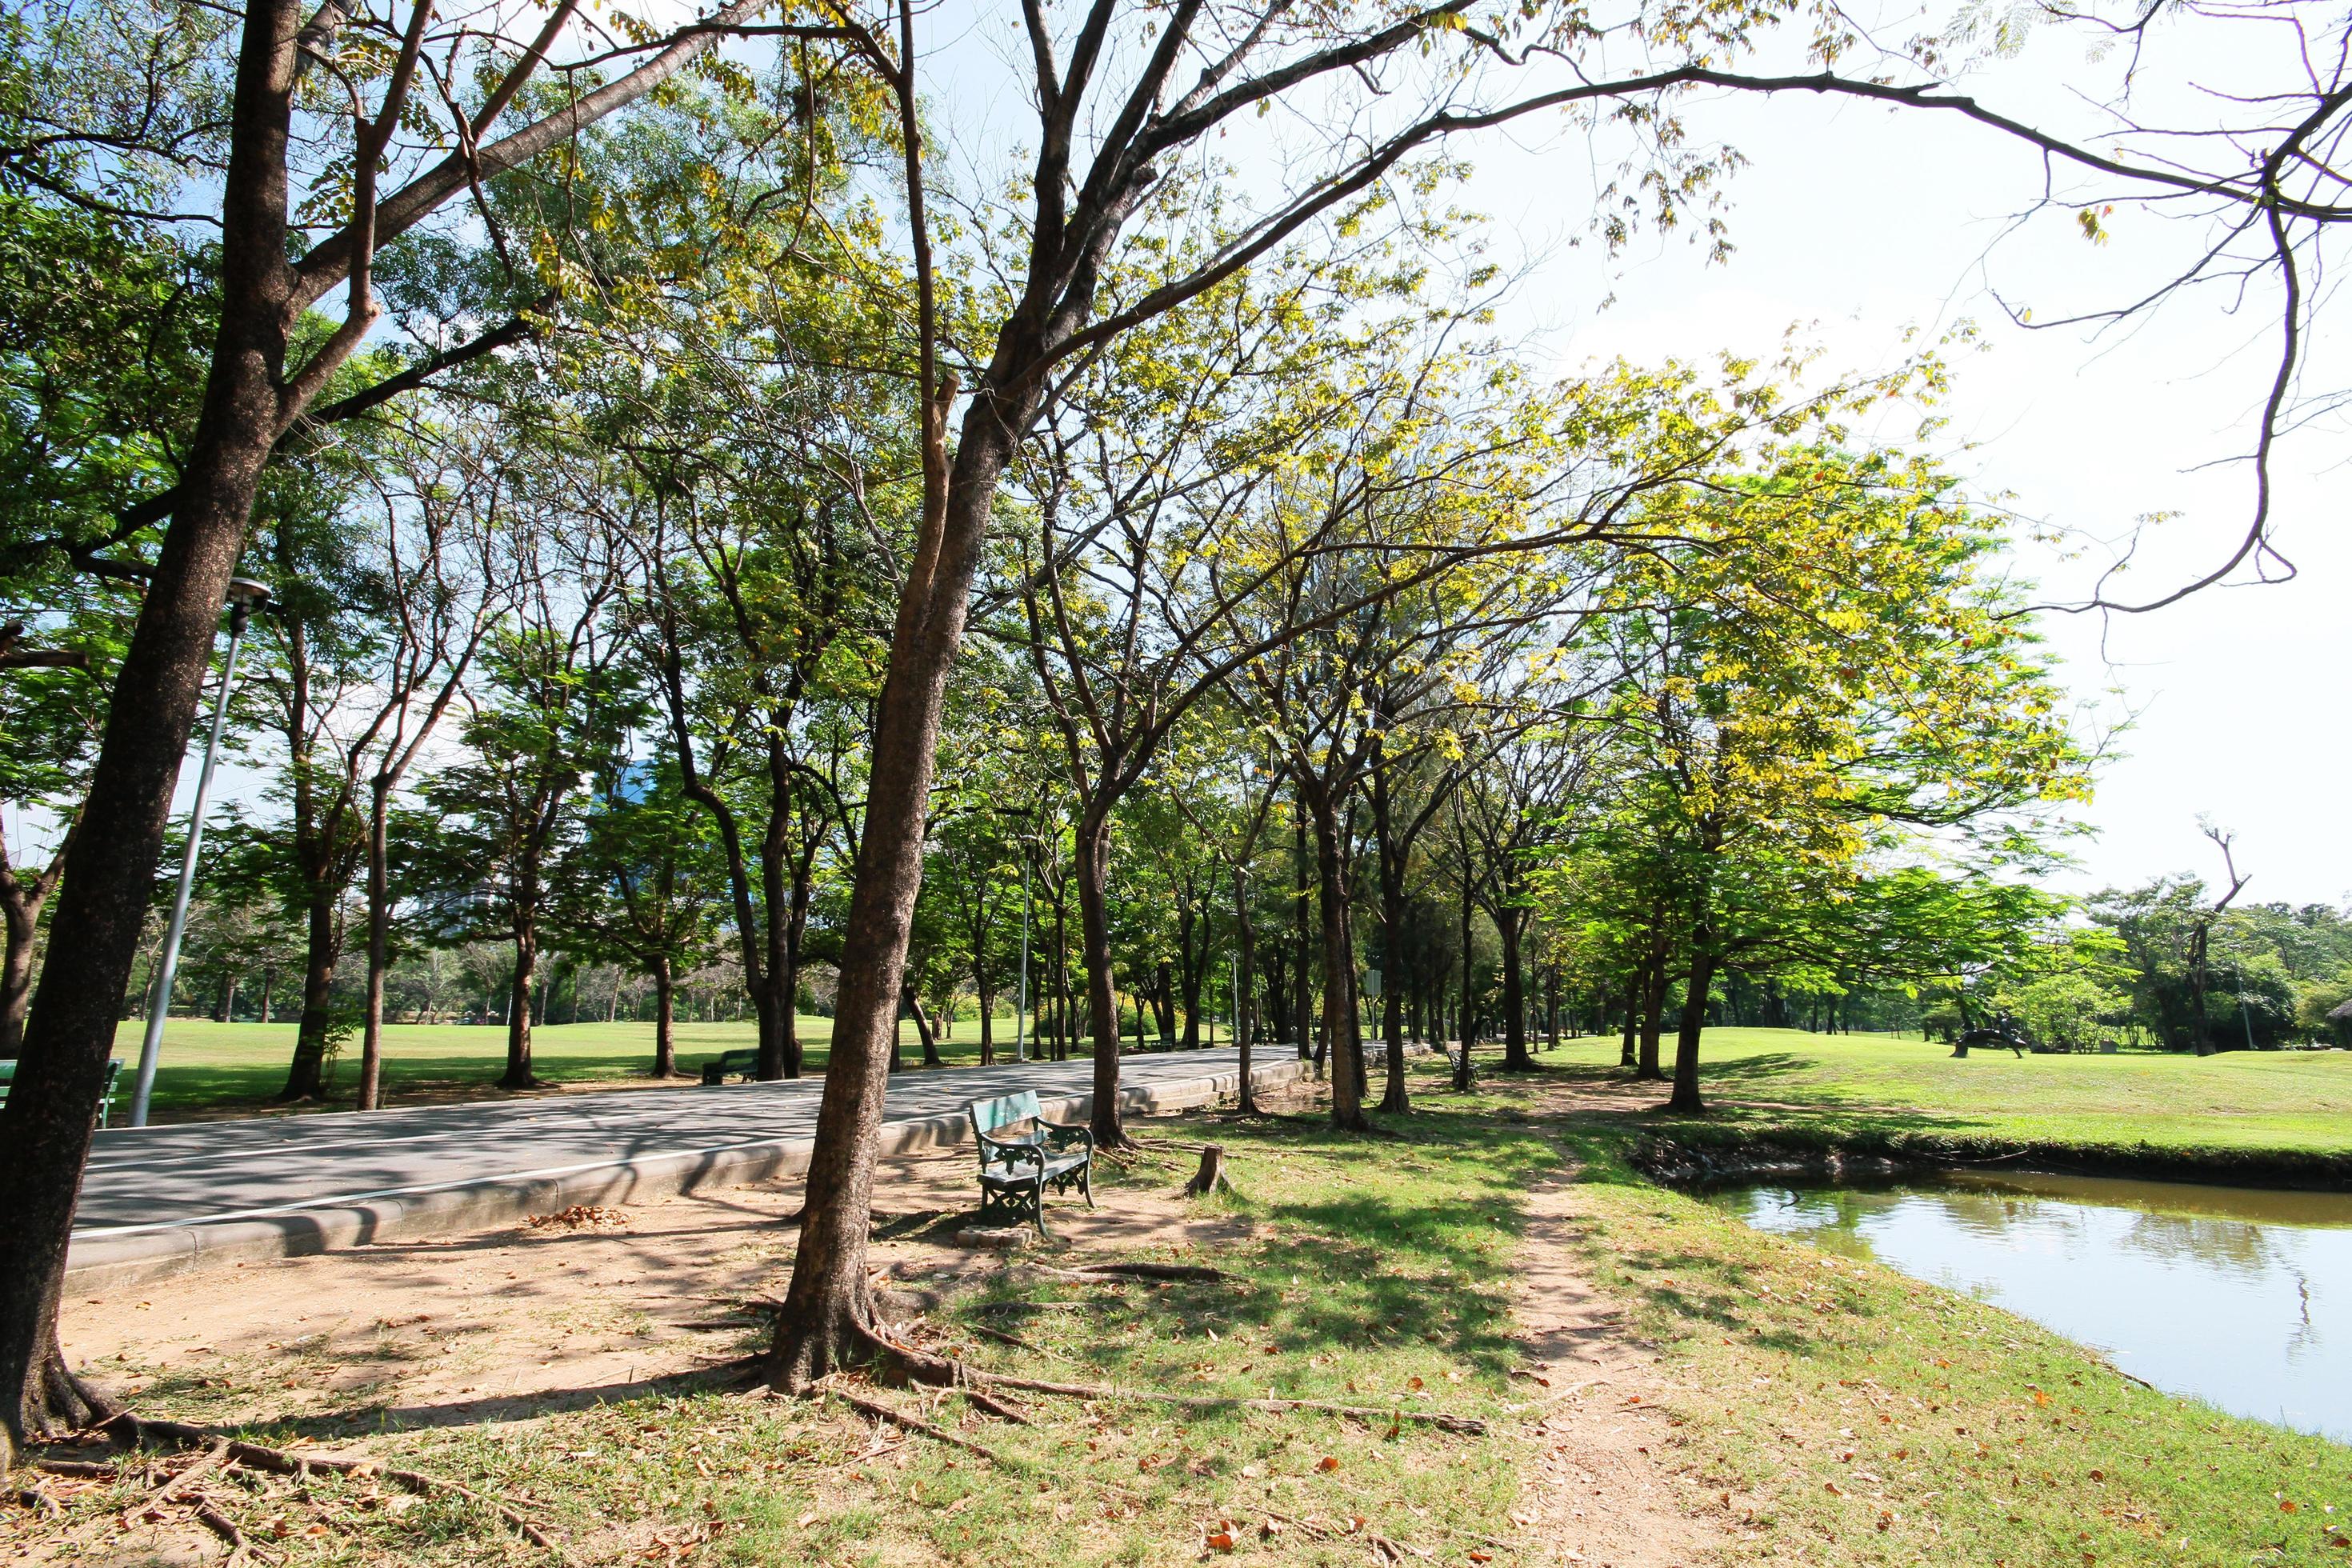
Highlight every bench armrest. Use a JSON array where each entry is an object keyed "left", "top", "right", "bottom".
[
  {"left": 976, "top": 1131, "right": 1045, "bottom": 1171},
  {"left": 1038, "top": 1118, "right": 1094, "bottom": 1156}
]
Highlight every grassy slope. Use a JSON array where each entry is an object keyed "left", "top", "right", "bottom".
[
  {"left": 1569, "top": 1026, "right": 2352, "bottom": 1157},
  {"left": 111, "top": 1014, "right": 1156, "bottom": 1119}
]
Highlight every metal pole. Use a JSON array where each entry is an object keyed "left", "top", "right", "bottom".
[
  {"left": 129, "top": 599, "right": 250, "bottom": 1128},
  {"left": 1014, "top": 849, "right": 1032, "bottom": 1063}
]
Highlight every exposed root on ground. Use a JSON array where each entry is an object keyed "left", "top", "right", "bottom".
[
  {"left": 859, "top": 1330, "right": 1486, "bottom": 1434},
  {"left": 95, "top": 1411, "right": 556, "bottom": 1549},
  {"left": 818, "top": 1380, "right": 1012, "bottom": 1466},
  {"left": 1024, "top": 1260, "right": 1235, "bottom": 1283}
]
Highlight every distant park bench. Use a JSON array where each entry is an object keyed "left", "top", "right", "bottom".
[
  {"left": 699, "top": 1049, "right": 762, "bottom": 1086},
  {"left": 0, "top": 1058, "right": 122, "bottom": 1126},
  {"left": 967, "top": 1090, "right": 1094, "bottom": 1237}
]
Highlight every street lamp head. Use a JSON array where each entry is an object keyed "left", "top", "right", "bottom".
[{"left": 226, "top": 577, "right": 273, "bottom": 610}]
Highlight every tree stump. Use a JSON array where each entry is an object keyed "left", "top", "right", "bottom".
[{"left": 1184, "top": 1144, "right": 1234, "bottom": 1198}]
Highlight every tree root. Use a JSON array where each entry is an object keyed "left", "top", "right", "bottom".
[
  {"left": 954, "top": 1386, "right": 1033, "bottom": 1426},
  {"left": 956, "top": 1371, "right": 1487, "bottom": 1434},
  {"left": 98, "top": 1413, "right": 556, "bottom": 1549},
  {"left": 31, "top": 1458, "right": 120, "bottom": 1478},
  {"left": 194, "top": 1500, "right": 252, "bottom": 1565},
  {"left": 821, "top": 1381, "right": 1013, "bottom": 1466},
  {"left": 1025, "top": 1261, "right": 1234, "bottom": 1283}
]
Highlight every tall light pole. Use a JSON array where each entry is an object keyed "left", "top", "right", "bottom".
[
  {"left": 1009, "top": 806, "right": 1034, "bottom": 1065},
  {"left": 128, "top": 577, "right": 271, "bottom": 1128}
]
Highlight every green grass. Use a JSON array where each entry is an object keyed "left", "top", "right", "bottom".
[
  {"left": 115, "top": 1014, "right": 1194, "bottom": 1121},
  {"left": 1562, "top": 1026, "right": 2352, "bottom": 1158}
]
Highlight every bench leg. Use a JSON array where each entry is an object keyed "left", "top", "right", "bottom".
[{"left": 1080, "top": 1161, "right": 1094, "bottom": 1210}]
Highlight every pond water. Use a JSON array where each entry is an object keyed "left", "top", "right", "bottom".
[{"left": 1706, "top": 1170, "right": 2352, "bottom": 1443}]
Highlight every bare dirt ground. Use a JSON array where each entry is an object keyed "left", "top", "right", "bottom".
[{"left": 42, "top": 1069, "right": 1738, "bottom": 1567}]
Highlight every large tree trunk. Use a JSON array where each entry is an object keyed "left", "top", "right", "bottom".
[
  {"left": 1668, "top": 945, "right": 1718, "bottom": 1114},
  {"left": 503, "top": 925, "right": 537, "bottom": 1089},
  {"left": 1635, "top": 941, "right": 1668, "bottom": 1081},
  {"left": 765, "top": 389, "right": 1018, "bottom": 1392},
  {"left": 1070, "top": 808, "right": 1129, "bottom": 1145},
  {"left": 280, "top": 890, "right": 342, "bottom": 1100},
  {"left": 1304, "top": 786, "right": 1366, "bottom": 1132},
  {"left": 652, "top": 954, "right": 676, "bottom": 1078},
  {"left": 1497, "top": 912, "right": 1534, "bottom": 1072},
  {"left": 0, "top": 0, "right": 308, "bottom": 1462}
]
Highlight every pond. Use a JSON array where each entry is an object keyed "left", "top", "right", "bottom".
[{"left": 1706, "top": 1170, "right": 2352, "bottom": 1444}]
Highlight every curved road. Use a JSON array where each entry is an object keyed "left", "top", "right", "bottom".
[{"left": 69, "top": 1046, "right": 1297, "bottom": 1286}]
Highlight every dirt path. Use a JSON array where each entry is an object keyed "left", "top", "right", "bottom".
[{"left": 1500, "top": 1077, "right": 1738, "bottom": 1568}]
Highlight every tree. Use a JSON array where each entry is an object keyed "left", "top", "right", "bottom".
[
  {"left": 550, "top": 758, "right": 724, "bottom": 1078},
  {"left": 418, "top": 530, "right": 630, "bottom": 1090}
]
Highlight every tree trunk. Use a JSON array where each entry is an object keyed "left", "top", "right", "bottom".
[
  {"left": 1497, "top": 911, "right": 1533, "bottom": 1072},
  {"left": 764, "top": 381, "right": 1021, "bottom": 1391},
  {"left": 358, "top": 774, "right": 394, "bottom": 1110},
  {"left": 1370, "top": 747, "right": 1410, "bottom": 1115},
  {"left": 280, "top": 890, "right": 342, "bottom": 1100},
  {"left": 0, "top": 890, "right": 38, "bottom": 1055},
  {"left": 1667, "top": 946, "right": 1718, "bottom": 1114},
  {"left": 1454, "top": 863, "right": 1475, "bottom": 1092},
  {"left": 1304, "top": 786, "right": 1366, "bottom": 1131},
  {"left": 652, "top": 955, "right": 676, "bottom": 1078},
  {"left": 503, "top": 926, "right": 537, "bottom": 1089},
  {"left": 1292, "top": 806, "right": 1312, "bottom": 1061},
  {"left": 1175, "top": 900, "right": 1202, "bottom": 1050},
  {"left": 0, "top": 0, "right": 314, "bottom": 1463},
  {"left": 976, "top": 977, "right": 995, "bottom": 1065},
  {"left": 1636, "top": 947, "right": 1667, "bottom": 1082},
  {"left": 1071, "top": 809, "right": 1128, "bottom": 1146},
  {"left": 1232, "top": 870, "right": 1258, "bottom": 1116}
]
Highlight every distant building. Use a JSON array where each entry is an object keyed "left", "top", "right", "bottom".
[{"left": 2330, "top": 995, "right": 2352, "bottom": 1048}]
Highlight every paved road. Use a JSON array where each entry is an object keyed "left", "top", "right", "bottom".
[{"left": 75, "top": 1047, "right": 1273, "bottom": 1242}]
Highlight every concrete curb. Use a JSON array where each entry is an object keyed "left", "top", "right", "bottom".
[{"left": 65, "top": 1054, "right": 1316, "bottom": 1293}]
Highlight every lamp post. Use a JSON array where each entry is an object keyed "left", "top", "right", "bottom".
[
  {"left": 1008, "top": 806, "right": 1034, "bottom": 1064},
  {"left": 128, "top": 577, "right": 271, "bottom": 1128}
]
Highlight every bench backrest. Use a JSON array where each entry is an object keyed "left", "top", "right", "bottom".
[{"left": 969, "top": 1090, "right": 1042, "bottom": 1138}]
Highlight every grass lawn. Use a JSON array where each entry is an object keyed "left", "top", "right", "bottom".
[
  {"left": 1559, "top": 1026, "right": 2352, "bottom": 1158},
  {"left": 114, "top": 1014, "right": 1222, "bottom": 1122}
]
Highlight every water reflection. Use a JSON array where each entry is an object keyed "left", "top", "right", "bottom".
[{"left": 1709, "top": 1171, "right": 2352, "bottom": 1443}]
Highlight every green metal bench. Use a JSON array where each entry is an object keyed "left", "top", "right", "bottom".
[
  {"left": 0, "top": 1059, "right": 123, "bottom": 1127},
  {"left": 968, "top": 1090, "right": 1093, "bottom": 1236},
  {"left": 699, "top": 1048, "right": 762, "bottom": 1086}
]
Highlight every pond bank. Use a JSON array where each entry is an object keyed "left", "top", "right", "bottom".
[{"left": 1630, "top": 1123, "right": 2352, "bottom": 1193}]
